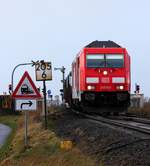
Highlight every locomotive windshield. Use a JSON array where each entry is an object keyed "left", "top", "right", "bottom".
[
  {"left": 106, "top": 54, "right": 124, "bottom": 68},
  {"left": 86, "top": 54, "right": 105, "bottom": 68},
  {"left": 86, "top": 54, "right": 124, "bottom": 68}
]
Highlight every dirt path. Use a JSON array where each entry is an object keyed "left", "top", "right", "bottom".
[{"left": 0, "top": 124, "right": 11, "bottom": 146}]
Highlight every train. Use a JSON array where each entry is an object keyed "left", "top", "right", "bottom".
[{"left": 64, "top": 41, "right": 131, "bottom": 115}]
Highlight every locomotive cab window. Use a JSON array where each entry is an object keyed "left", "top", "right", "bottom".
[
  {"left": 106, "top": 54, "right": 124, "bottom": 68},
  {"left": 86, "top": 54, "right": 105, "bottom": 68}
]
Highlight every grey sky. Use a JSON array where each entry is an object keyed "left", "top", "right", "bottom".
[{"left": 0, "top": 0, "right": 150, "bottom": 96}]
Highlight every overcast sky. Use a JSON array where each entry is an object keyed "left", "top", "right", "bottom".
[{"left": 0, "top": 0, "right": 150, "bottom": 97}]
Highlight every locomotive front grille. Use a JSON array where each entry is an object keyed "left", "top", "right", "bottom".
[{"left": 101, "top": 77, "right": 110, "bottom": 83}]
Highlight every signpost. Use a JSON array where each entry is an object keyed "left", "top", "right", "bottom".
[
  {"left": 35, "top": 61, "right": 52, "bottom": 81},
  {"left": 12, "top": 71, "right": 41, "bottom": 148},
  {"left": 47, "top": 89, "right": 51, "bottom": 98},
  {"left": 12, "top": 60, "right": 52, "bottom": 148},
  {"left": 15, "top": 99, "right": 37, "bottom": 111},
  {"left": 35, "top": 61, "right": 52, "bottom": 129},
  {"left": 12, "top": 71, "right": 41, "bottom": 99}
]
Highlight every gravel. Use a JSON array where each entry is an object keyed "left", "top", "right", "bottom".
[{"left": 48, "top": 109, "right": 150, "bottom": 166}]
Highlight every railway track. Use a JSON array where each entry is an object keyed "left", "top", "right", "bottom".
[{"left": 72, "top": 109, "right": 150, "bottom": 136}]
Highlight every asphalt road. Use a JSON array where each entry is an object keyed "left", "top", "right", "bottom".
[{"left": 0, "top": 124, "right": 11, "bottom": 146}]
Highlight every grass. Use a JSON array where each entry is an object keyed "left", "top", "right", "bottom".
[
  {"left": 0, "top": 112, "right": 96, "bottom": 166},
  {"left": 3, "top": 103, "right": 150, "bottom": 166},
  {"left": 0, "top": 115, "right": 19, "bottom": 160},
  {"left": 128, "top": 102, "right": 150, "bottom": 118}
]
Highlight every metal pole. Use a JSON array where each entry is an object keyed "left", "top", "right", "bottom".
[
  {"left": 11, "top": 63, "right": 33, "bottom": 92},
  {"left": 24, "top": 110, "right": 28, "bottom": 148},
  {"left": 11, "top": 63, "right": 33, "bottom": 112},
  {"left": 62, "top": 66, "right": 65, "bottom": 103},
  {"left": 43, "top": 80, "right": 47, "bottom": 129},
  {"left": 54, "top": 66, "right": 65, "bottom": 103}
]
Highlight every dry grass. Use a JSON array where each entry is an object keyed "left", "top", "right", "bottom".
[
  {"left": 0, "top": 112, "right": 96, "bottom": 166},
  {"left": 47, "top": 105, "right": 63, "bottom": 114},
  {"left": 128, "top": 102, "right": 150, "bottom": 118}
]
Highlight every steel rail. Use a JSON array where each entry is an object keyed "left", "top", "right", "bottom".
[
  {"left": 72, "top": 109, "right": 150, "bottom": 135},
  {"left": 106, "top": 115, "right": 150, "bottom": 125},
  {"left": 130, "top": 117, "right": 150, "bottom": 125}
]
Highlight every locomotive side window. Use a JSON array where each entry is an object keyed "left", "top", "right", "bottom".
[
  {"left": 106, "top": 54, "right": 124, "bottom": 68},
  {"left": 86, "top": 54, "right": 105, "bottom": 68}
]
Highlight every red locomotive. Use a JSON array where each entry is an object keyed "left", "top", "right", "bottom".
[{"left": 64, "top": 41, "right": 131, "bottom": 114}]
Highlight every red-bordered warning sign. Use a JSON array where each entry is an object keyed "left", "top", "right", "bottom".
[{"left": 12, "top": 71, "right": 41, "bottom": 99}]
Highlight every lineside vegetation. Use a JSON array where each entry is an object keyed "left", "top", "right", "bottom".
[{"left": 0, "top": 112, "right": 96, "bottom": 166}]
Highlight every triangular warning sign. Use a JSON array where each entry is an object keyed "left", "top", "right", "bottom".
[{"left": 12, "top": 71, "right": 41, "bottom": 99}]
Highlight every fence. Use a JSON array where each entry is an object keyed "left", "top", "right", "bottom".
[{"left": 0, "top": 95, "right": 13, "bottom": 114}]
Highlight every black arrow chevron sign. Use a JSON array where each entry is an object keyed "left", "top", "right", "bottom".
[
  {"left": 15, "top": 99, "right": 37, "bottom": 111},
  {"left": 21, "top": 101, "right": 33, "bottom": 109}
]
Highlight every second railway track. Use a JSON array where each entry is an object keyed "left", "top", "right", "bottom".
[{"left": 72, "top": 109, "right": 150, "bottom": 136}]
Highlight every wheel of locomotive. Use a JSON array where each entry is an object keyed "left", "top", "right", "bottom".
[
  {"left": 102, "top": 112, "right": 111, "bottom": 117},
  {"left": 113, "top": 112, "right": 119, "bottom": 116}
]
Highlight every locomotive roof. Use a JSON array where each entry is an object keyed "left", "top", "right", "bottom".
[{"left": 85, "top": 40, "right": 121, "bottom": 48}]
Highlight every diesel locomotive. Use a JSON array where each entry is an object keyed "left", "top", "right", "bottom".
[{"left": 64, "top": 41, "right": 131, "bottom": 114}]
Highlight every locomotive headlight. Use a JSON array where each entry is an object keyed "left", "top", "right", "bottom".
[
  {"left": 103, "top": 71, "right": 108, "bottom": 75},
  {"left": 120, "top": 85, "right": 124, "bottom": 90},
  {"left": 87, "top": 85, "right": 95, "bottom": 90},
  {"left": 116, "top": 85, "right": 124, "bottom": 90}
]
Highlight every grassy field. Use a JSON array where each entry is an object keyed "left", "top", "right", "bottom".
[{"left": 0, "top": 112, "right": 96, "bottom": 166}]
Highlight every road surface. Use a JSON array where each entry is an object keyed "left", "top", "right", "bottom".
[{"left": 0, "top": 124, "right": 11, "bottom": 146}]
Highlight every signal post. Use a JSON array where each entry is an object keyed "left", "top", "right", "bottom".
[{"left": 35, "top": 60, "right": 52, "bottom": 129}]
